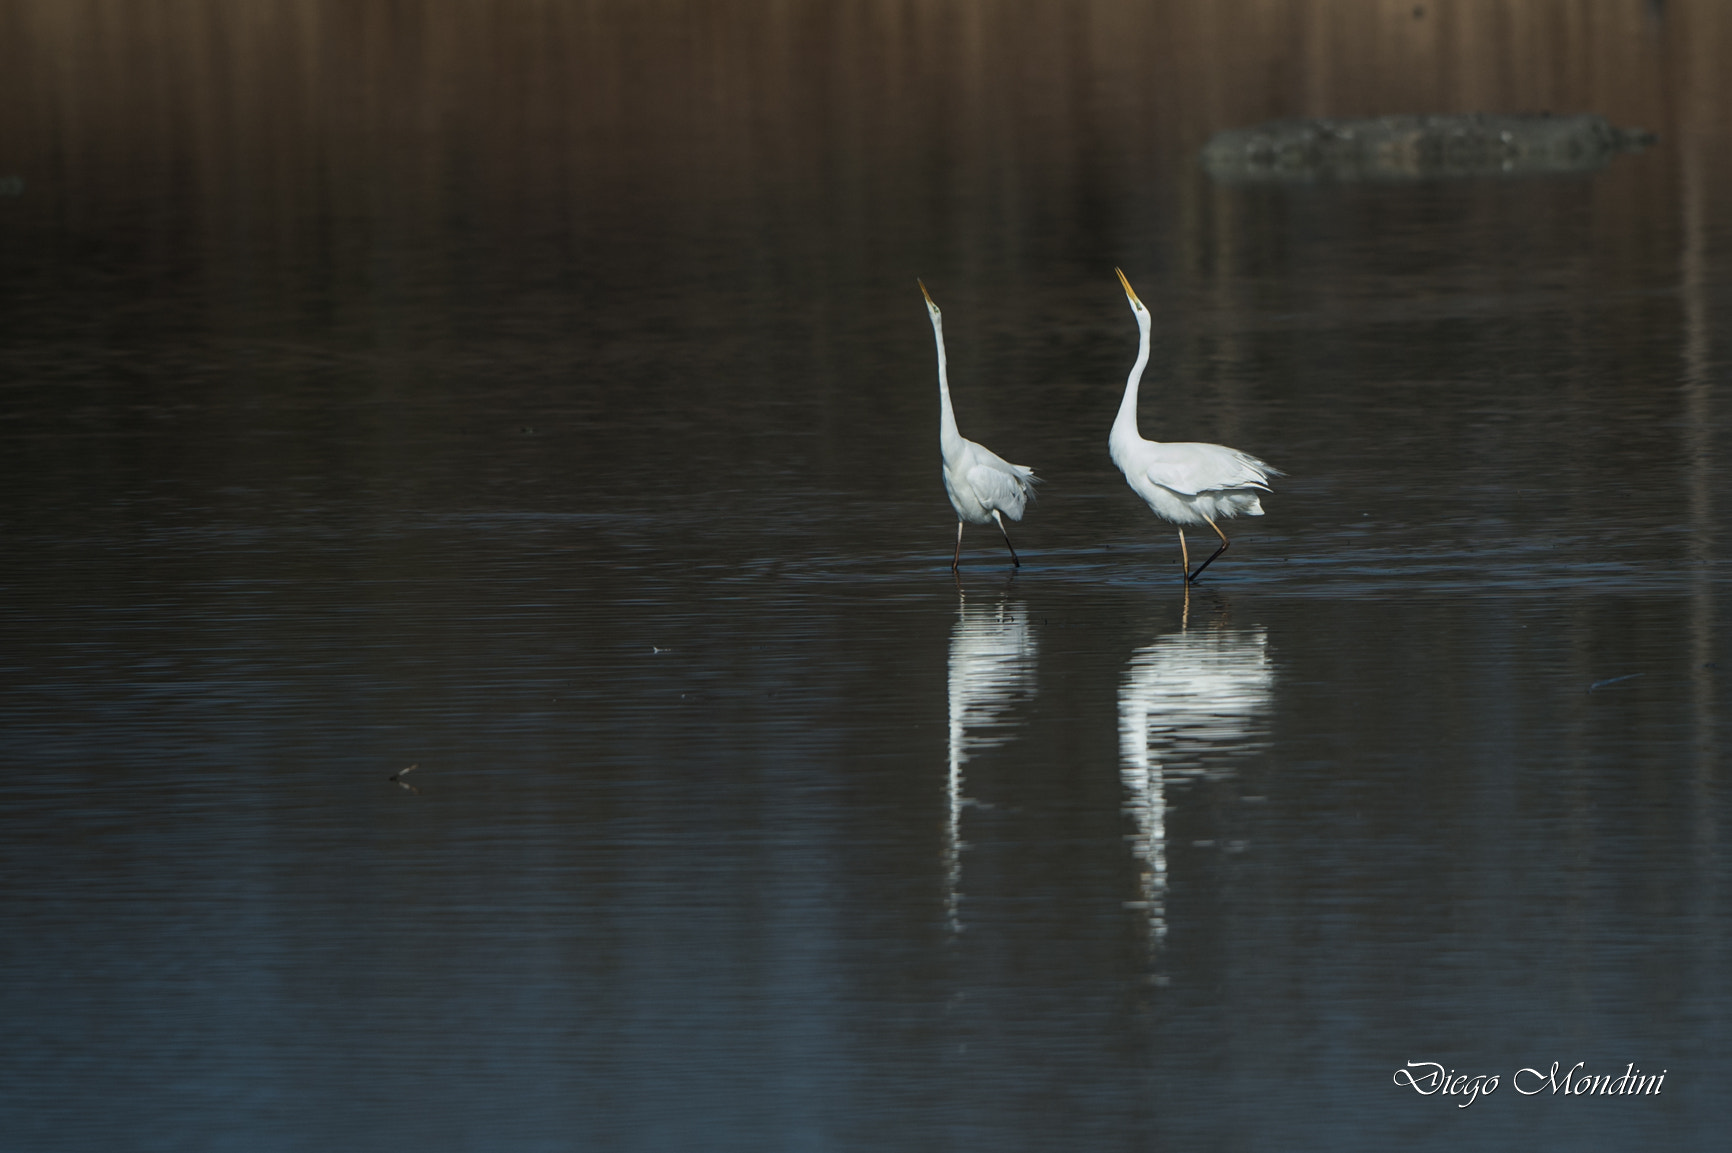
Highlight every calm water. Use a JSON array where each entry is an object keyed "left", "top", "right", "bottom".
[{"left": 2, "top": 3, "right": 1730, "bottom": 1149}]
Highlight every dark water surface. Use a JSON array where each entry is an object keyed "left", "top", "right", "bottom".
[{"left": 3, "top": 3, "right": 1731, "bottom": 1149}]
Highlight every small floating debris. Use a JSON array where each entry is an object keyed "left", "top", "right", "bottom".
[
  {"left": 1588, "top": 673, "right": 1644, "bottom": 693},
  {"left": 1202, "top": 113, "right": 1656, "bottom": 183}
]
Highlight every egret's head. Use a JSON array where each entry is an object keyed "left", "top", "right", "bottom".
[
  {"left": 1115, "top": 268, "right": 1151, "bottom": 324},
  {"left": 918, "top": 278, "right": 943, "bottom": 324}
]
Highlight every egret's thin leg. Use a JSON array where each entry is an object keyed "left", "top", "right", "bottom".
[
  {"left": 951, "top": 521, "right": 965, "bottom": 571},
  {"left": 1186, "top": 515, "right": 1232, "bottom": 583},
  {"left": 1177, "top": 529, "right": 1191, "bottom": 580},
  {"left": 991, "top": 510, "right": 1021, "bottom": 568}
]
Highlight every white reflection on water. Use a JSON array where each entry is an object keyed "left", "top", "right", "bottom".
[
  {"left": 1119, "top": 611, "right": 1272, "bottom": 956},
  {"left": 944, "top": 592, "right": 1038, "bottom": 932}
]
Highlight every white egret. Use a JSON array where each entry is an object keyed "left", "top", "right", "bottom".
[
  {"left": 1109, "top": 268, "right": 1280, "bottom": 582},
  {"left": 921, "top": 280, "right": 1039, "bottom": 570}
]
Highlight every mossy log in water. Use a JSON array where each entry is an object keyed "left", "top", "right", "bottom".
[{"left": 1201, "top": 114, "right": 1657, "bottom": 183}]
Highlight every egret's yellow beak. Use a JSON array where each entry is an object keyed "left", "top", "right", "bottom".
[
  {"left": 918, "top": 279, "right": 937, "bottom": 310},
  {"left": 1114, "top": 267, "right": 1145, "bottom": 309}
]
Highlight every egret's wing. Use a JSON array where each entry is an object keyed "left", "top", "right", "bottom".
[
  {"left": 954, "top": 437, "right": 1036, "bottom": 513},
  {"left": 1143, "top": 443, "right": 1275, "bottom": 496},
  {"left": 964, "top": 460, "right": 1035, "bottom": 519}
]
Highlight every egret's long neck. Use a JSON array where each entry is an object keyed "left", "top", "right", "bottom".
[
  {"left": 1112, "top": 315, "right": 1151, "bottom": 445},
  {"left": 931, "top": 314, "right": 964, "bottom": 453}
]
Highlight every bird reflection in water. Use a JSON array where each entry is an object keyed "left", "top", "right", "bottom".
[
  {"left": 944, "top": 589, "right": 1038, "bottom": 933},
  {"left": 1118, "top": 593, "right": 1272, "bottom": 965}
]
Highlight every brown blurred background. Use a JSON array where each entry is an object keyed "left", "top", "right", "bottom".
[{"left": 3, "top": 1, "right": 1725, "bottom": 282}]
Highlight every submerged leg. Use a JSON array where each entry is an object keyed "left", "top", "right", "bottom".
[
  {"left": 951, "top": 521, "right": 965, "bottom": 571},
  {"left": 1186, "top": 515, "right": 1232, "bottom": 583},
  {"left": 990, "top": 510, "right": 1021, "bottom": 567}
]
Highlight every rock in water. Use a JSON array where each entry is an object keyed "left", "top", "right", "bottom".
[{"left": 1201, "top": 113, "right": 1657, "bottom": 183}]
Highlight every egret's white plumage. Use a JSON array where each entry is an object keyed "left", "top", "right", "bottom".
[
  {"left": 1109, "top": 268, "right": 1280, "bottom": 582},
  {"left": 921, "top": 280, "right": 1039, "bottom": 570}
]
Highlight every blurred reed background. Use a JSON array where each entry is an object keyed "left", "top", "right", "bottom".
[{"left": 2, "top": 0, "right": 1725, "bottom": 318}]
